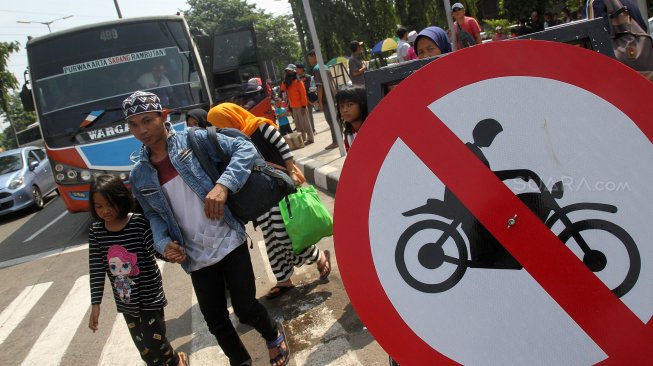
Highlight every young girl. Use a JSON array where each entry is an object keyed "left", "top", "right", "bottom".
[
  {"left": 274, "top": 98, "right": 292, "bottom": 135},
  {"left": 335, "top": 85, "right": 368, "bottom": 152},
  {"left": 87, "top": 174, "right": 188, "bottom": 366}
]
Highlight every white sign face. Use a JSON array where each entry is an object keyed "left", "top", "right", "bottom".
[
  {"left": 334, "top": 41, "right": 653, "bottom": 365},
  {"left": 369, "top": 76, "right": 653, "bottom": 365}
]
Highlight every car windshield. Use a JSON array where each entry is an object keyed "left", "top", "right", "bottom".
[{"left": 0, "top": 154, "right": 23, "bottom": 174}]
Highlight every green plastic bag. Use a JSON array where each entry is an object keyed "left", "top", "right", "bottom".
[{"left": 279, "top": 185, "right": 333, "bottom": 254}]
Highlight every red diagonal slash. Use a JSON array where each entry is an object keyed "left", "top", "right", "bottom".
[{"left": 400, "top": 106, "right": 653, "bottom": 364}]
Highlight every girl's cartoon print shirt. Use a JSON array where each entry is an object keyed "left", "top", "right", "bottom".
[{"left": 89, "top": 213, "right": 167, "bottom": 316}]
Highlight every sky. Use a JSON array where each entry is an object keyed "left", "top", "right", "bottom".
[{"left": 1, "top": 0, "right": 291, "bottom": 85}]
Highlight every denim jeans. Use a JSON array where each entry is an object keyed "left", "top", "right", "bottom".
[{"left": 190, "top": 243, "right": 277, "bottom": 365}]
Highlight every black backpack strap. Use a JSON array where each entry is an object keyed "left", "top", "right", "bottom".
[
  {"left": 188, "top": 127, "right": 221, "bottom": 183},
  {"left": 206, "top": 126, "right": 231, "bottom": 163}
]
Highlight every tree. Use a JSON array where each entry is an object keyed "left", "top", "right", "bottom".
[
  {"left": 0, "top": 41, "right": 21, "bottom": 150},
  {"left": 0, "top": 42, "right": 19, "bottom": 113},
  {"left": 184, "top": 0, "right": 301, "bottom": 81},
  {"left": 289, "top": 0, "right": 398, "bottom": 61},
  {"left": 0, "top": 92, "right": 36, "bottom": 150},
  {"left": 500, "top": 0, "right": 556, "bottom": 21}
]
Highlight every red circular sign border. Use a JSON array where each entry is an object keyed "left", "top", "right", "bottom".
[{"left": 334, "top": 40, "right": 653, "bottom": 365}]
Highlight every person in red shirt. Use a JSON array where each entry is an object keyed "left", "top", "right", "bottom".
[
  {"left": 451, "top": 2, "right": 482, "bottom": 49},
  {"left": 280, "top": 64, "right": 314, "bottom": 144}
]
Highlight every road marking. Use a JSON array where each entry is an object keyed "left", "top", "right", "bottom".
[
  {"left": 21, "top": 275, "right": 90, "bottom": 366},
  {"left": 0, "top": 282, "right": 52, "bottom": 345},
  {"left": 97, "top": 314, "right": 143, "bottom": 366},
  {"left": 23, "top": 211, "right": 68, "bottom": 243},
  {"left": 97, "top": 262, "right": 166, "bottom": 365},
  {"left": 0, "top": 244, "right": 88, "bottom": 269}
]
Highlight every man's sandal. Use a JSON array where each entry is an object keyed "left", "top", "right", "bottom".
[
  {"left": 267, "top": 321, "right": 290, "bottom": 366},
  {"left": 177, "top": 351, "right": 189, "bottom": 366}
]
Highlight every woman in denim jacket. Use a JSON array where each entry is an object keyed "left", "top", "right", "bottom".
[{"left": 126, "top": 91, "right": 290, "bottom": 366}]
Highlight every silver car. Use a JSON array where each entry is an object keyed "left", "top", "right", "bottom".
[{"left": 0, "top": 147, "right": 57, "bottom": 215}]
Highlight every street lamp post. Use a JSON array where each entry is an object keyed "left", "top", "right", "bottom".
[{"left": 17, "top": 15, "right": 73, "bottom": 33}]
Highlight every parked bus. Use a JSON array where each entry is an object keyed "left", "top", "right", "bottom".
[
  {"left": 24, "top": 16, "right": 212, "bottom": 212},
  {"left": 16, "top": 122, "right": 44, "bottom": 147},
  {"left": 194, "top": 25, "right": 275, "bottom": 121}
]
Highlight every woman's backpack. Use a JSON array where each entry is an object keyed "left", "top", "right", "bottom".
[
  {"left": 187, "top": 126, "right": 296, "bottom": 223},
  {"left": 603, "top": 0, "right": 653, "bottom": 72}
]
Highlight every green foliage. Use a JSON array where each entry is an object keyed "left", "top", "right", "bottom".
[
  {"left": 483, "top": 18, "right": 512, "bottom": 37},
  {"left": 396, "top": 0, "right": 442, "bottom": 33},
  {"left": 500, "top": 0, "right": 556, "bottom": 21},
  {"left": 254, "top": 15, "right": 302, "bottom": 78},
  {"left": 292, "top": 0, "right": 402, "bottom": 61},
  {"left": 184, "top": 0, "right": 301, "bottom": 81},
  {"left": 0, "top": 42, "right": 20, "bottom": 113},
  {"left": 0, "top": 92, "right": 36, "bottom": 150}
]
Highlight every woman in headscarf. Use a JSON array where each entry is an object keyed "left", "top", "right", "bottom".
[
  {"left": 207, "top": 103, "right": 331, "bottom": 299},
  {"left": 186, "top": 108, "right": 209, "bottom": 128},
  {"left": 413, "top": 26, "right": 452, "bottom": 59}
]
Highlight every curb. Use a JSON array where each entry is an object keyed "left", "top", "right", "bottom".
[{"left": 295, "top": 157, "right": 340, "bottom": 196}]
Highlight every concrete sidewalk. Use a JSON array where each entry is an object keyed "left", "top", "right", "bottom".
[{"left": 289, "top": 110, "right": 346, "bottom": 196}]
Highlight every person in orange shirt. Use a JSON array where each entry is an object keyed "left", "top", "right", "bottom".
[{"left": 280, "top": 64, "right": 314, "bottom": 144}]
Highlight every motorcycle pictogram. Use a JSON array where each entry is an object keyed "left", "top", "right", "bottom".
[{"left": 395, "top": 119, "right": 641, "bottom": 297}]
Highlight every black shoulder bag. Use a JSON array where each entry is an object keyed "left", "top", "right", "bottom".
[{"left": 187, "top": 126, "right": 296, "bottom": 222}]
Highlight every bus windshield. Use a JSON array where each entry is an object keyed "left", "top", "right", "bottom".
[{"left": 28, "top": 19, "right": 207, "bottom": 148}]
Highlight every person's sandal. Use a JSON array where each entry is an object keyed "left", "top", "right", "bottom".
[
  {"left": 267, "top": 321, "right": 290, "bottom": 366},
  {"left": 177, "top": 351, "right": 189, "bottom": 366},
  {"left": 318, "top": 250, "right": 332, "bottom": 280}
]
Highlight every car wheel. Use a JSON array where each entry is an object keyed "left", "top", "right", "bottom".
[{"left": 32, "top": 186, "right": 44, "bottom": 209}]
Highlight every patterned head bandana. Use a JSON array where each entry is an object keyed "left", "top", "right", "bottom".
[{"left": 122, "top": 91, "right": 163, "bottom": 119}]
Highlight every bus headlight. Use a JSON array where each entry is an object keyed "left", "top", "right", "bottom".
[
  {"left": 49, "top": 159, "right": 130, "bottom": 185},
  {"left": 80, "top": 170, "right": 92, "bottom": 181},
  {"left": 8, "top": 176, "right": 25, "bottom": 189}
]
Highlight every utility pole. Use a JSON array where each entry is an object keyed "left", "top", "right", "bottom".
[
  {"left": 114, "top": 0, "right": 123, "bottom": 19},
  {"left": 443, "top": 0, "right": 456, "bottom": 51},
  {"left": 301, "top": 0, "right": 346, "bottom": 156}
]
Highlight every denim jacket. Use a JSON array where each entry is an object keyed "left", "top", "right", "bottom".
[{"left": 130, "top": 124, "right": 261, "bottom": 272}]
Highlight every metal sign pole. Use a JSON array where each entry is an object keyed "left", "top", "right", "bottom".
[
  {"left": 444, "top": 0, "right": 457, "bottom": 51},
  {"left": 301, "top": 0, "right": 347, "bottom": 157}
]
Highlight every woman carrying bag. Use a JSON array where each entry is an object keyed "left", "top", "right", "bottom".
[{"left": 207, "top": 103, "right": 332, "bottom": 299}]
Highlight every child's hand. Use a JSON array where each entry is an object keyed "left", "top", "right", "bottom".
[
  {"left": 89, "top": 304, "right": 100, "bottom": 332},
  {"left": 164, "top": 241, "right": 186, "bottom": 263}
]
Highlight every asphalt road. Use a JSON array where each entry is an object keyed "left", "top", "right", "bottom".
[{"left": 0, "top": 190, "right": 388, "bottom": 365}]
